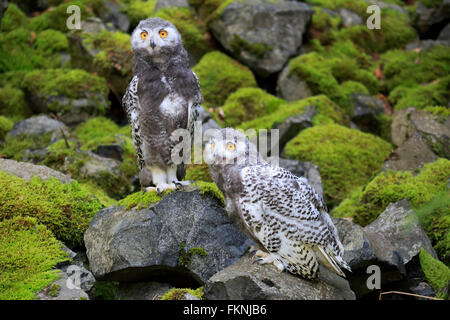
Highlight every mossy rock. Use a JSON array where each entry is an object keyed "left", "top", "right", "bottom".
[
  {"left": 0, "top": 3, "right": 28, "bottom": 33},
  {"left": 188, "top": 0, "right": 235, "bottom": 23},
  {"left": 0, "top": 216, "right": 70, "bottom": 300},
  {"left": 389, "top": 76, "right": 450, "bottom": 111},
  {"left": 185, "top": 163, "right": 213, "bottom": 182},
  {"left": 0, "top": 170, "right": 104, "bottom": 248},
  {"left": 238, "top": 95, "right": 350, "bottom": 132},
  {"left": 0, "top": 116, "right": 14, "bottom": 141},
  {"left": 152, "top": 6, "right": 210, "bottom": 64},
  {"left": 22, "top": 69, "right": 110, "bottom": 125},
  {"left": 123, "top": 0, "right": 158, "bottom": 27},
  {"left": 332, "top": 158, "right": 450, "bottom": 228},
  {"left": 0, "top": 87, "right": 32, "bottom": 122},
  {"left": 379, "top": 44, "right": 450, "bottom": 92},
  {"left": 419, "top": 248, "right": 450, "bottom": 299},
  {"left": 116, "top": 189, "right": 169, "bottom": 210},
  {"left": 160, "top": 287, "right": 204, "bottom": 300},
  {"left": 284, "top": 123, "right": 392, "bottom": 207},
  {"left": 193, "top": 51, "right": 257, "bottom": 108},
  {"left": 0, "top": 132, "right": 53, "bottom": 161},
  {"left": 220, "top": 88, "right": 285, "bottom": 127}
]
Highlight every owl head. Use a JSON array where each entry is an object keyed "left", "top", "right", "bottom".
[
  {"left": 130, "top": 17, "right": 182, "bottom": 60},
  {"left": 204, "top": 128, "right": 262, "bottom": 166}
]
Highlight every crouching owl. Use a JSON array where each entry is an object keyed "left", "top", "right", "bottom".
[
  {"left": 122, "top": 17, "right": 201, "bottom": 193},
  {"left": 204, "top": 128, "right": 351, "bottom": 279}
]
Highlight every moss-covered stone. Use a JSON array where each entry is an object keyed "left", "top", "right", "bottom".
[
  {"left": 116, "top": 189, "right": 170, "bottom": 210},
  {"left": 230, "top": 34, "right": 273, "bottom": 59},
  {"left": 178, "top": 241, "right": 208, "bottom": 266},
  {"left": 0, "top": 171, "right": 104, "bottom": 248},
  {"left": 188, "top": 0, "right": 235, "bottom": 23},
  {"left": 0, "top": 116, "right": 13, "bottom": 141},
  {"left": 220, "top": 88, "right": 285, "bottom": 127},
  {"left": 0, "top": 87, "right": 32, "bottom": 121},
  {"left": 196, "top": 181, "right": 224, "bottom": 205},
  {"left": 0, "top": 216, "right": 70, "bottom": 300},
  {"left": 160, "top": 287, "right": 204, "bottom": 300},
  {"left": 284, "top": 123, "right": 392, "bottom": 207},
  {"left": 22, "top": 68, "right": 110, "bottom": 121},
  {"left": 423, "top": 106, "right": 450, "bottom": 123},
  {"left": 185, "top": 163, "right": 213, "bottom": 182},
  {"left": 193, "top": 51, "right": 257, "bottom": 108},
  {"left": 380, "top": 45, "right": 450, "bottom": 92},
  {"left": 332, "top": 158, "right": 450, "bottom": 227},
  {"left": 415, "top": 191, "right": 450, "bottom": 265},
  {"left": 419, "top": 248, "right": 450, "bottom": 299},
  {"left": 389, "top": 76, "right": 450, "bottom": 111},
  {"left": 238, "top": 95, "right": 349, "bottom": 132},
  {"left": 123, "top": 0, "right": 158, "bottom": 27},
  {"left": 0, "top": 132, "right": 53, "bottom": 161},
  {"left": 152, "top": 7, "right": 210, "bottom": 62},
  {"left": 0, "top": 3, "right": 28, "bottom": 33}
]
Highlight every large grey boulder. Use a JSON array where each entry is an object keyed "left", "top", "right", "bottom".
[
  {"left": 0, "top": 159, "right": 73, "bottom": 184},
  {"left": 204, "top": 255, "right": 356, "bottom": 300},
  {"left": 97, "top": 0, "right": 130, "bottom": 32},
  {"left": 209, "top": 0, "right": 313, "bottom": 77},
  {"left": 84, "top": 189, "right": 252, "bottom": 285}
]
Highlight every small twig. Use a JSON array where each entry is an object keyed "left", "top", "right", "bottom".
[{"left": 378, "top": 290, "right": 443, "bottom": 300}]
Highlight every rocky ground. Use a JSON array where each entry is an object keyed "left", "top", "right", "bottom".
[{"left": 0, "top": 0, "right": 449, "bottom": 300}]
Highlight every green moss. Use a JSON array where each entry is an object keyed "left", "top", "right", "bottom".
[
  {"left": 34, "top": 30, "right": 69, "bottom": 55},
  {"left": 221, "top": 88, "right": 285, "bottom": 127},
  {"left": 185, "top": 163, "right": 213, "bottom": 182},
  {"left": 0, "top": 133, "right": 52, "bottom": 161},
  {"left": 160, "top": 287, "right": 204, "bottom": 300},
  {"left": 389, "top": 76, "right": 450, "bottom": 110},
  {"left": 0, "top": 116, "right": 14, "bottom": 141},
  {"left": 188, "top": 0, "right": 235, "bottom": 23},
  {"left": 284, "top": 124, "right": 392, "bottom": 207},
  {"left": 0, "top": 87, "right": 31, "bottom": 122},
  {"left": 419, "top": 0, "right": 444, "bottom": 8},
  {"left": 419, "top": 248, "right": 450, "bottom": 299},
  {"left": 178, "top": 241, "right": 208, "bottom": 266},
  {"left": 423, "top": 106, "right": 450, "bottom": 123},
  {"left": 91, "top": 281, "right": 120, "bottom": 300},
  {"left": 380, "top": 45, "right": 450, "bottom": 92},
  {"left": 28, "top": 1, "right": 93, "bottom": 32},
  {"left": 124, "top": 0, "right": 158, "bottom": 26},
  {"left": 415, "top": 192, "right": 450, "bottom": 265},
  {"left": 340, "top": 81, "right": 369, "bottom": 100},
  {"left": 0, "top": 171, "right": 104, "bottom": 248},
  {"left": 230, "top": 34, "right": 273, "bottom": 58},
  {"left": 22, "top": 68, "right": 109, "bottom": 115},
  {"left": 0, "top": 3, "right": 27, "bottom": 32},
  {"left": 332, "top": 158, "right": 450, "bottom": 226},
  {"left": 304, "top": 0, "right": 370, "bottom": 16},
  {"left": 80, "top": 183, "right": 116, "bottom": 208},
  {"left": 193, "top": 51, "right": 257, "bottom": 108},
  {"left": 238, "top": 95, "right": 349, "bottom": 132},
  {"left": 116, "top": 190, "right": 170, "bottom": 210},
  {"left": 153, "top": 7, "right": 210, "bottom": 61},
  {"left": 309, "top": 7, "right": 341, "bottom": 39},
  {"left": 0, "top": 216, "right": 69, "bottom": 300},
  {"left": 196, "top": 181, "right": 225, "bottom": 205}
]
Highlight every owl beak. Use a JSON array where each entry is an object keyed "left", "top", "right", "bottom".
[{"left": 150, "top": 40, "right": 156, "bottom": 49}]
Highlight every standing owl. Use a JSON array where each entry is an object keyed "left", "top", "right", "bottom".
[
  {"left": 204, "top": 128, "right": 351, "bottom": 279},
  {"left": 122, "top": 18, "right": 201, "bottom": 193}
]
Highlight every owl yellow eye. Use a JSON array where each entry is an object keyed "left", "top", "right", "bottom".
[
  {"left": 210, "top": 142, "right": 215, "bottom": 150},
  {"left": 141, "top": 31, "right": 148, "bottom": 39},
  {"left": 159, "top": 30, "right": 168, "bottom": 38},
  {"left": 226, "top": 143, "right": 236, "bottom": 150}
]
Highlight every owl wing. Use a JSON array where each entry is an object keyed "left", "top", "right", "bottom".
[
  {"left": 239, "top": 165, "right": 349, "bottom": 277},
  {"left": 187, "top": 71, "right": 201, "bottom": 136},
  {"left": 122, "top": 75, "right": 146, "bottom": 170}
]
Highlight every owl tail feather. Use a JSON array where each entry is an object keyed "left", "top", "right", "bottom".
[{"left": 314, "top": 246, "right": 351, "bottom": 278}]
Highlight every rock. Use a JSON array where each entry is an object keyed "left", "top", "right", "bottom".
[
  {"left": 391, "top": 107, "right": 450, "bottom": 159},
  {"left": 98, "top": 0, "right": 130, "bottom": 32},
  {"left": 0, "top": 159, "right": 73, "bottom": 184},
  {"left": 37, "top": 270, "right": 90, "bottom": 300},
  {"left": 116, "top": 282, "right": 173, "bottom": 300},
  {"left": 414, "top": 0, "right": 450, "bottom": 39},
  {"left": 438, "top": 22, "right": 450, "bottom": 40},
  {"left": 204, "top": 254, "right": 356, "bottom": 300},
  {"left": 0, "top": 0, "right": 8, "bottom": 26},
  {"left": 272, "top": 105, "right": 316, "bottom": 154},
  {"left": 338, "top": 8, "right": 363, "bottom": 27},
  {"left": 93, "top": 144, "right": 124, "bottom": 162},
  {"left": 276, "top": 64, "right": 312, "bottom": 101},
  {"left": 8, "top": 115, "right": 69, "bottom": 142},
  {"left": 276, "top": 158, "right": 323, "bottom": 198},
  {"left": 209, "top": 0, "right": 313, "bottom": 77},
  {"left": 365, "top": 0, "right": 409, "bottom": 16},
  {"left": 198, "top": 106, "right": 220, "bottom": 138},
  {"left": 383, "top": 133, "right": 438, "bottom": 172},
  {"left": 84, "top": 189, "right": 252, "bottom": 285},
  {"left": 155, "top": 0, "right": 190, "bottom": 11},
  {"left": 406, "top": 39, "right": 450, "bottom": 51},
  {"left": 349, "top": 94, "right": 386, "bottom": 136},
  {"left": 410, "top": 281, "right": 436, "bottom": 299}
]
